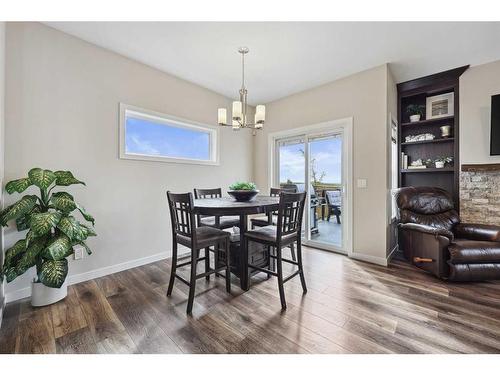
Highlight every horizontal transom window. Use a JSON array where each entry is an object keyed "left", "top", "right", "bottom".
[{"left": 119, "top": 104, "right": 219, "bottom": 165}]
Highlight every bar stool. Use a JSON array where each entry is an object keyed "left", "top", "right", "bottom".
[
  {"left": 251, "top": 187, "right": 296, "bottom": 262},
  {"left": 194, "top": 188, "right": 240, "bottom": 229},
  {"left": 166, "top": 191, "right": 231, "bottom": 314},
  {"left": 244, "top": 192, "right": 307, "bottom": 310}
]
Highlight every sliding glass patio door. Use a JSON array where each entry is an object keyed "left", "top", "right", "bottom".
[{"left": 275, "top": 127, "right": 347, "bottom": 253}]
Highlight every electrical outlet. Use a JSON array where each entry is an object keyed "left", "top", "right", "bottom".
[
  {"left": 74, "top": 246, "right": 84, "bottom": 260},
  {"left": 357, "top": 178, "right": 367, "bottom": 188}
]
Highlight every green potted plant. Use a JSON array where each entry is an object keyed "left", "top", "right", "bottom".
[
  {"left": 0, "top": 168, "right": 95, "bottom": 306},
  {"left": 228, "top": 181, "right": 259, "bottom": 202},
  {"left": 434, "top": 156, "right": 453, "bottom": 169},
  {"left": 406, "top": 104, "right": 425, "bottom": 122}
]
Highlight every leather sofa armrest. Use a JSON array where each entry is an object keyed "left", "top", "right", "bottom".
[
  {"left": 454, "top": 223, "right": 500, "bottom": 242},
  {"left": 399, "top": 222, "right": 454, "bottom": 240}
]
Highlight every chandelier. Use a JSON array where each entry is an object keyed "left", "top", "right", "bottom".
[{"left": 217, "top": 47, "right": 265, "bottom": 131}]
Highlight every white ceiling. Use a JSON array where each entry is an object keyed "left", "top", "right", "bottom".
[{"left": 45, "top": 22, "right": 500, "bottom": 104}]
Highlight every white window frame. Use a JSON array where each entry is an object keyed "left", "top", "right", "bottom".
[
  {"left": 267, "top": 117, "right": 353, "bottom": 256},
  {"left": 119, "top": 103, "right": 220, "bottom": 166}
]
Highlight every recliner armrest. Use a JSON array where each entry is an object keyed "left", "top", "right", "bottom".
[
  {"left": 454, "top": 223, "right": 500, "bottom": 242},
  {"left": 399, "top": 222, "right": 454, "bottom": 240}
]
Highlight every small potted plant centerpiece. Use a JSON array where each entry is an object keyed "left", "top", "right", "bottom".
[
  {"left": 227, "top": 182, "right": 259, "bottom": 202},
  {"left": 0, "top": 168, "right": 95, "bottom": 306},
  {"left": 434, "top": 156, "right": 453, "bottom": 169},
  {"left": 406, "top": 104, "right": 425, "bottom": 123}
]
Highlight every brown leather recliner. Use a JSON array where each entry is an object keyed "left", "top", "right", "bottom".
[{"left": 396, "top": 186, "right": 500, "bottom": 281}]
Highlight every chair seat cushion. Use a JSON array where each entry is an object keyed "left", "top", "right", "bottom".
[
  {"left": 200, "top": 215, "right": 240, "bottom": 229},
  {"left": 177, "top": 226, "right": 230, "bottom": 248},
  {"left": 448, "top": 239, "right": 500, "bottom": 264},
  {"left": 244, "top": 225, "right": 296, "bottom": 246},
  {"left": 251, "top": 215, "right": 277, "bottom": 227}
]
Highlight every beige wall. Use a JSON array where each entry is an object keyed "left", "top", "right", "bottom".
[
  {"left": 4, "top": 23, "right": 253, "bottom": 300},
  {"left": 253, "top": 64, "right": 391, "bottom": 262},
  {"left": 460, "top": 59, "right": 500, "bottom": 164}
]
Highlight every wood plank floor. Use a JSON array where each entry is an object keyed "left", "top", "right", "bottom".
[{"left": 2, "top": 247, "right": 500, "bottom": 354}]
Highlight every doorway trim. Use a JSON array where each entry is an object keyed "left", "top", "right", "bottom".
[{"left": 267, "top": 117, "right": 353, "bottom": 256}]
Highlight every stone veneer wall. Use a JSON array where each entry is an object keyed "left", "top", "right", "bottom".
[{"left": 460, "top": 170, "right": 500, "bottom": 225}]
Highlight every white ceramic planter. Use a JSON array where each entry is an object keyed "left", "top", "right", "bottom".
[
  {"left": 409, "top": 114, "right": 421, "bottom": 123},
  {"left": 31, "top": 280, "right": 68, "bottom": 307},
  {"left": 435, "top": 161, "right": 445, "bottom": 169}
]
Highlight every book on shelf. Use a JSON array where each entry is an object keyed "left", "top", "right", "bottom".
[
  {"left": 407, "top": 165, "right": 427, "bottom": 169},
  {"left": 401, "top": 153, "right": 408, "bottom": 169}
]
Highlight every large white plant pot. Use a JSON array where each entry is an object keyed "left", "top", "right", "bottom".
[{"left": 31, "top": 280, "right": 68, "bottom": 307}]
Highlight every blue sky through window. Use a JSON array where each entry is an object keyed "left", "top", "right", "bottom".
[
  {"left": 279, "top": 137, "right": 342, "bottom": 184},
  {"left": 125, "top": 117, "right": 210, "bottom": 160}
]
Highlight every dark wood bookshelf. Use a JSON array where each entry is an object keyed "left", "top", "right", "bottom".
[
  {"left": 401, "top": 115, "right": 455, "bottom": 127},
  {"left": 401, "top": 167, "right": 455, "bottom": 173},
  {"left": 397, "top": 65, "right": 469, "bottom": 210},
  {"left": 401, "top": 138, "right": 454, "bottom": 146}
]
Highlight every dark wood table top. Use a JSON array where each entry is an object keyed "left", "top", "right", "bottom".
[{"left": 193, "top": 196, "right": 279, "bottom": 216}]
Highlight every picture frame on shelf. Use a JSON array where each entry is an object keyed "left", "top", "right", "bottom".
[{"left": 426, "top": 92, "right": 454, "bottom": 119}]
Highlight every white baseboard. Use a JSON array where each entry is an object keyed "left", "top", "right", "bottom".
[
  {"left": 5, "top": 250, "right": 170, "bottom": 303},
  {"left": 348, "top": 252, "right": 388, "bottom": 266}
]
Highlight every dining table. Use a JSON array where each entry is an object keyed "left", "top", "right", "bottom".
[{"left": 193, "top": 195, "right": 279, "bottom": 291}]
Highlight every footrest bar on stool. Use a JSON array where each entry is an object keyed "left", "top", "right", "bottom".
[
  {"left": 174, "top": 274, "right": 190, "bottom": 286},
  {"left": 269, "top": 254, "right": 299, "bottom": 266},
  {"left": 195, "top": 266, "right": 229, "bottom": 280},
  {"left": 248, "top": 264, "right": 278, "bottom": 277},
  {"left": 283, "top": 270, "right": 301, "bottom": 283}
]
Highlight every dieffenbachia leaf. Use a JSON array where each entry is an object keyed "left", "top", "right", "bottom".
[
  {"left": 3, "top": 239, "right": 27, "bottom": 269},
  {"left": 42, "top": 235, "right": 73, "bottom": 261},
  {"left": 57, "top": 216, "right": 88, "bottom": 241},
  {"left": 54, "top": 170, "right": 85, "bottom": 186},
  {"left": 28, "top": 168, "right": 56, "bottom": 190},
  {"left": 81, "top": 224, "right": 96, "bottom": 237},
  {"left": 16, "top": 205, "right": 42, "bottom": 231},
  {"left": 39, "top": 259, "right": 68, "bottom": 288},
  {"left": 5, "top": 178, "right": 33, "bottom": 194},
  {"left": 4, "top": 267, "right": 18, "bottom": 283},
  {"left": 29, "top": 211, "right": 62, "bottom": 237},
  {"left": 15, "top": 236, "right": 48, "bottom": 276},
  {"left": 0, "top": 195, "right": 38, "bottom": 226},
  {"left": 50, "top": 192, "right": 77, "bottom": 213},
  {"left": 76, "top": 203, "right": 95, "bottom": 226}
]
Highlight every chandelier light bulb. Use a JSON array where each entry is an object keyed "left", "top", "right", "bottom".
[{"left": 218, "top": 108, "right": 227, "bottom": 125}]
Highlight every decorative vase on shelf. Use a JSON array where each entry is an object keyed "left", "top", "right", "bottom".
[
  {"left": 409, "top": 114, "right": 421, "bottom": 123},
  {"left": 435, "top": 161, "right": 445, "bottom": 169},
  {"left": 440, "top": 125, "right": 451, "bottom": 138}
]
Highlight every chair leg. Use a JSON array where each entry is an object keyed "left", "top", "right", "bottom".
[
  {"left": 167, "top": 240, "right": 178, "bottom": 296},
  {"left": 266, "top": 245, "right": 272, "bottom": 279},
  {"left": 215, "top": 242, "right": 220, "bottom": 277},
  {"left": 276, "top": 247, "right": 287, "bottom": 310},
  {"left": 289, "top": 243, "right": 296, "bottom": 261},
  {"left": 186, "top": 248, "right": 198, "bottom": 314},
  {"left": 336, "top": 214, "right": 341, "bottom": 224},
  {"left": 296, "top": 240, "right": 307, "bottom": 294},
  {"left": 205, "top": 246, "right": 210, "bottom": 281},
  {"left": 225, "top": 238, "right": 231, "bottom": 293}
]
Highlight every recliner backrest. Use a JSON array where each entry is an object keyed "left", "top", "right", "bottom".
[{"left": 395, "top": 186, "right": 460, "bottom": 231}]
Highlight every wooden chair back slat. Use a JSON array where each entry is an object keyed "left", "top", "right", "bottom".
[
  {"left": 167, "top": 191, "right": 196, "bottom": 239},
  {"left": 276, "top": 192, "right": 306, "bottom": 238},
  {"left": 194, "top": 188, "right": 222, "bottom": 199}
]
